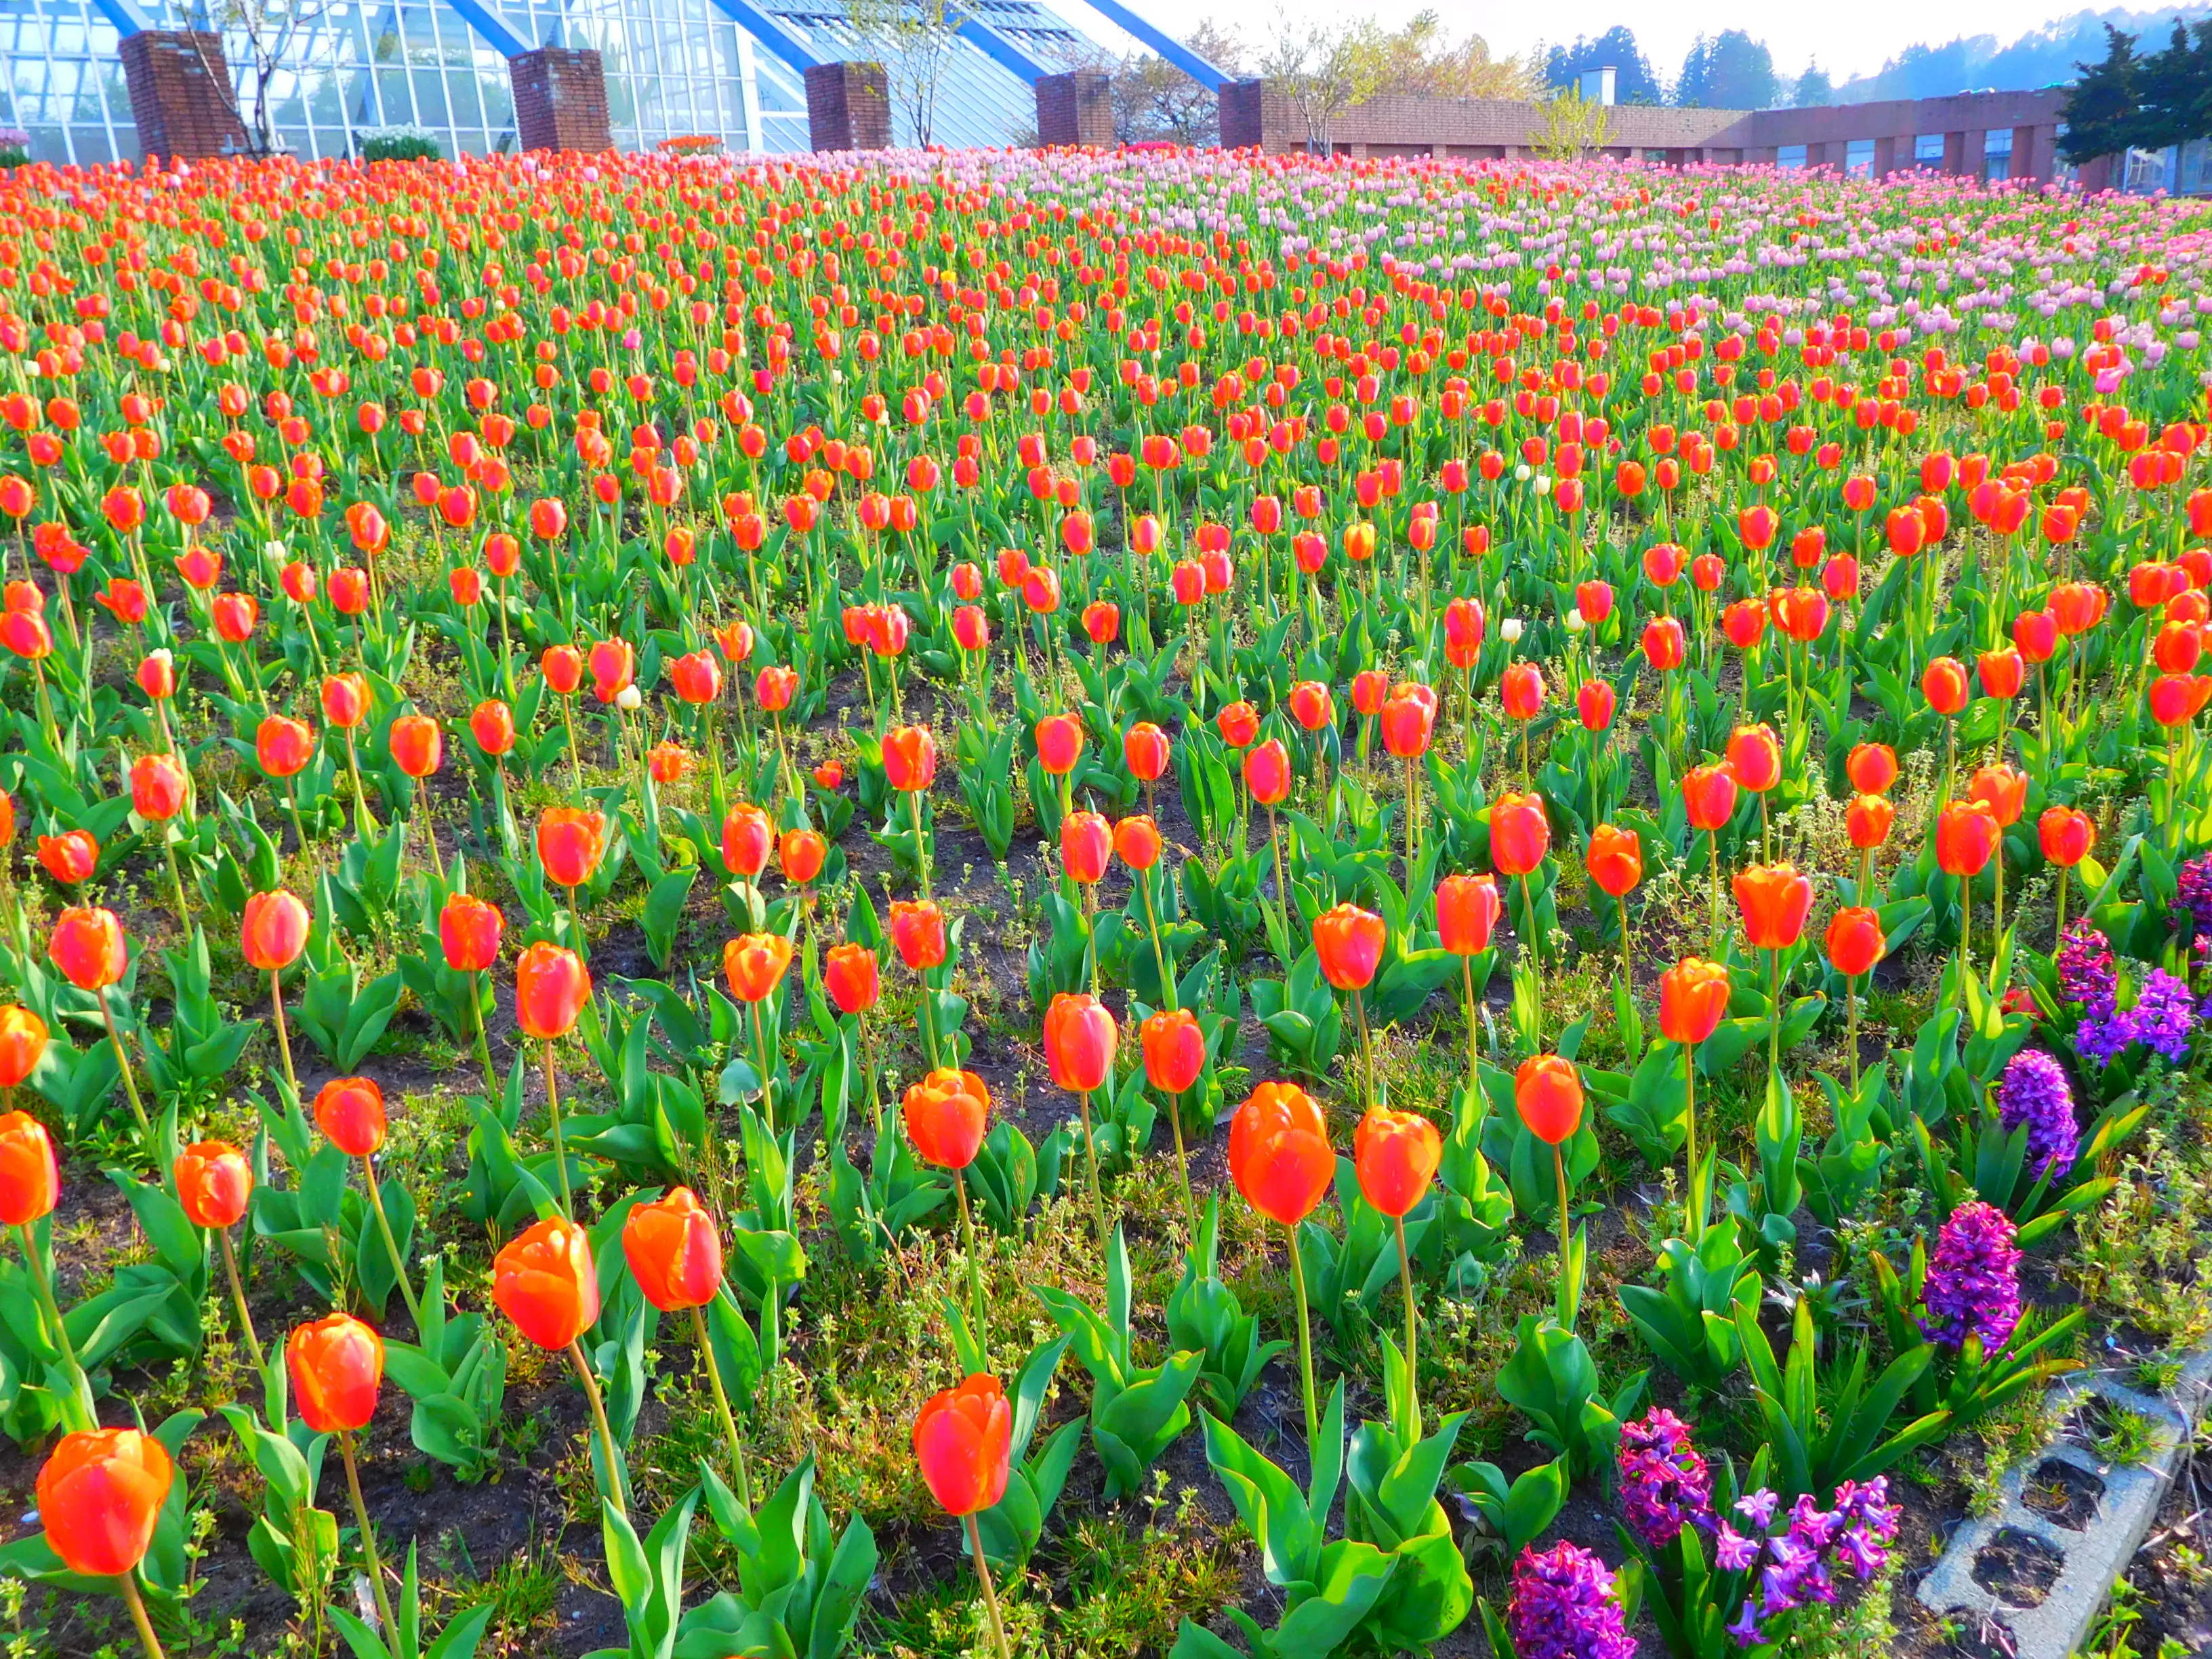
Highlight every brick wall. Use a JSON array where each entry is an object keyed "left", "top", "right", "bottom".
[
  {"left": 1035, "top": 71, "right": 1112, "bottom": 146},
  {"left": 119, "top": 31, "right": 247, "bottom": 165},
  {"left": 510, "top": 47, "right": 611, "bottom": 153},
  {"left": 805, "top": 61, "right": 890, "bottom": 151}
]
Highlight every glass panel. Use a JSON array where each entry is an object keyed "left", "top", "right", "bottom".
[{"left": 1776, "top": 144, "right": 1805, "bottom": 169}]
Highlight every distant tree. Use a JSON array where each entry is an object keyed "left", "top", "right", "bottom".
[
  {"left": 2133, "top": 17, "right": 2212, "bottom": 150},
  {"left": 1793, "top": 64, "right": 1835, "bottom": 106},
  {"left": 1542, "top": 26, "right": 1664, "bottom": 104},
  {"left": 1675, "top": 28, "right": 1778, "bottom": 108},
  {"left": 1085, "top": 19, "right": 1242, "bottom": 145},
  {"left": 1345, "top": 12, "right": 1532, "bottom": 101},
  {"left": 1256, "top": 20, "right": 1389, "bottom": 152},
  {"left": 2059, "top": 23, "right": 2145, "bottom": 162},
  {"left": 1532, "top": 86, "right": 1613, "bottom": 158}
]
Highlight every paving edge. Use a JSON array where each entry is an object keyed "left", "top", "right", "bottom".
[{"left": 1914, "top": 1342, "right": 2212, "bottom": 1657}]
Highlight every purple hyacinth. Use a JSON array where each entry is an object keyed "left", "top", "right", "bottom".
[
  {"left": 1617, "top": 1408, "right": 1715, "bottom": 1548},
  {"left": 1508, "top": 1540, "right": 1637, "bottom": 1659},
  {"left": 2056, "top": 922, "right": 2118, "bottom": 1012},
  {"left": 1920, "top": 1200, "right": 2024, "bottom": 1354},
  {"left": 1997, "top": 1050, "right": 2080, "bottom": 1181},
  {"left": 2175, "top": 851, "right": 2212, "bottom": 931},
  {"left": 2127, "top": 969, "right": 2200, "bottom": 1061}
]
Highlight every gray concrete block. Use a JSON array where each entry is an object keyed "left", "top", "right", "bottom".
[{"left": 1915, "top": 1344, "right": 2212, "bottom": 1658}]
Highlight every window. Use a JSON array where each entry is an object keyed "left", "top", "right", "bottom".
[
  {"left": 1914, "top": 132, "right": 1945, "bottom": 165},
  {"left": 1776, "top": 143, "right": 1805, "bottom": 169},
  {"left": 1845, "top": 137, "right": 1873, "bottom": 177},
  {"left": 1984, "top": 127, "right": 2013, "bottom": 180}
]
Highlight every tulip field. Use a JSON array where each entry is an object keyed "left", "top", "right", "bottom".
[{"left": 1, "top": 140, "right": 2211, "bottom": 1659}]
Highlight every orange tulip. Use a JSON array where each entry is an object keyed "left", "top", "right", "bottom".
[
  {"left": 241, "top": 889, "right": 310, "bottom": 972},
  {"left": 913, "top": 1372, "right": 1012, "bottom": 1517},
  {"left": 1824, "top": 907, "right": 1885, "bottom": 977},
  {"left": 174, "top": 1140, "right": 252, "bottom": 1230},
  {"left": 48, "top": 906, "right": 125, "bottom": 990},
  {"left": 37, "top": 830, "right": 97, "bottom": 885},
  {"left": 1490, "top": 792, "right": 1550, "bottom": 876},
  {"left": 0, "top": 1005, "right": 47, "bottom": 1089},
  {"left": 1733, "top": 863, "right": 1812, "bottom": 949},
  {"left": 0, "top": 1110, "right": 57, "bottom": 1225},
  {"left": 890, "top": 899, "right": 947, "bottom": 972},
  {"left": 1936, "top": 799, "right": 2001, "bottom": 878},
  {"left": 313, "top": 1076, "right": 386, "bottom": 1157},
  {"left": 1658, "top": 958, "right": 1731, "bottom": 1045},
  {"left": 1514, "top": 1054, "right": 1584, "bottom": 1145},
  {"left": 515, "top": 941, "right": 591, "bottom": 1040},
  {"left": 1586, "top": 823, "right": 1642, "bottom": 898},
  {"left": 1228, "top": 1081, "right": 1334, "bottom": 1226},
  {"left": 903, "top": 1068, "right": 991, "bottom": 1170},
  {"left": 1847, "top": 793, "right": 1896, "bottom": 850},
  {"left": 287, "top": 1313, "right": 384, "bottom": 1433},
  {"left": 493, "top": 1216, "right": 600, "bottom": 1350},
  {"left": 1141, "top": 1008, "right": 1206, "bottom": 1095},
  {"left": 2039, "top": 806, "right": 2095, "bottom": 867},
  {"left": 438, "top": 892, "right": 504, "bottom": 972},
  {"left": 1042, "top": 992, "right": 1117, "bottom": 1092},
  {"left": 1968, "top": 764, "right": 2028, "bottom": 828},
  {"left": 1436, "top": 872, "right": 1501, "bottom": 954},
  {"left": 537, "top": 807, "right": 607, "bottom": 888},
  {"left": 621, "top": 1187, "right": 723, "bottom": 1313},
  {"left": 721, "top": 803, "right": 773, "bottom": 878},
  {"left": 1682, "top": 764, "right": 1738, "bottom": 831},
  {"left": 1353, "top": 1107, "right": 1441, "bottom": 1218},
  {"left": 823, "top": 944, "right": 880, "bottom": 1015},
  {"left": 1312, "top": 903, "right": 1385, "bottom": 990},
  {"left": 37, "top": 1428, "right": 172, "bottom": 1576},
  {"left": 723, "top": 933, "right": 795, "bottom": 1003}
]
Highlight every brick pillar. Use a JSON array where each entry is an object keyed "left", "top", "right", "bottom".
[
  {"left": 2016, "top": 123, "right": 2053, "bottom": 182},
  {"left": 119, "top": 30, "right": 248, "bottom": 164},
  {"left": 1034, "top": 70, "right": 1112, "bottom": 146},
  {"left": 2078, "top": 153, "right": 2115, "bottom": 192},
  {"left": 1219, "top": 80, "right": 1264, "bottom": 149},
  {"left": 804, "top": 61, "right": 890, "bottom": 150},
  {"left": 509, "top": 47, "right": 610, "bottom": 152}
]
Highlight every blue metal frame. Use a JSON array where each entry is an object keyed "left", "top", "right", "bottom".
[
  {"left": 701, "top": 0, "right": 819, "bottom": 72},
  {"left": 434, "top": 0, "right": 531, "bottom": 56},
  {"left": 89, "top": 0, "right": 152, "bottom": 37},
  {"left": 954, "top": 11, "right": 1048, "bottom": 83},
  {"left": 1071, "top": 0, "right": 1218, "bottom": 86}
]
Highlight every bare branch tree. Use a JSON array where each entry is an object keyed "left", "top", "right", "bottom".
[
  {"left": 207, "top": 0, "right": 328, "bottom": 155},
  {"left": 845, "top": 0, "right": 963, "bottom": 147}
]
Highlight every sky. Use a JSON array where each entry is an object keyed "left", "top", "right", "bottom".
[{"left": 1050, "top": 0, "right": 2109, "bottom": 86}]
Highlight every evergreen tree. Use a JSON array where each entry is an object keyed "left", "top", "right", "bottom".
[
  {"left": 1794, "top": 64, "right": 1835, "bottom": 106},
  {"left": 2134, "top": 16, "right": 2212, "bottom": 150},
  {"left": 2060, "top": 23, "right": 2144, "bottom": 162},
  {"left": 1676, "top": 28, "right": 1778, "bottom": 108},
  {"left": 1541, "top": 26, "right": 1664, "bottom": 104}
]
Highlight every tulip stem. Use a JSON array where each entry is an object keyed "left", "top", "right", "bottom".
[
  {"left": 2055, "top": 866, "right": 2070, "bottom": 956},
  {"left": 269, "top": 969, "right": 297, "bottom": 1096},
  {"left": 470, "top": 977, "right": 498, "bottom": 1101},
  {"left": 1707, "top": 832, "right": 1723, "bottom": 959},
  {"left": 561, "top": 696, "right": 583, "bottom": 798},
  {"left": 750, "top": 1001, "right": 779, "bottom": 1133},
  {"left": 20, "top": 1222, "right": 96, "bottom": 1429},
  {"left": 1077, "top": 1088, "right": 1109, "bottom": 1250},
  {"left": 544, "top": 1043, "right": 574, "bottom": 1218},
  {"left": 1166, "top": 1087, "right": 1197, "bottom": 1237},
  {"left": 687, "top": 1303, "right": 752, "bottom": 1512},
  {"left": 1768, "top": 948, "right": 1782, "bottom": 1082},
  {"left": 163, "top": 836, "right": 190, "bottom": 933},
  {"left": 910, "top": 789, "right": 931, "bottom": 901},
  {"left": 1139, "top": 869, "right": 1176, "bottom": 1012},
  {"left": 216, "top": 1226, "right": 267, "bottom": 1378},
  {"left": 1553, "top": 1143, "right": 1574, "bottom": 1329},
  {"left": 1351, "top": 987, "right": 1377, "bottom": 1114},
  {"left": 1285, "top": 1219, "right": 1319, "bottom": 1454},
  {"left": 338, "top": 1430, "right": 399, "bottom": 1642},
  {"left": 1461, "top": 957, "right": 1480, "bottom": 1107},
  {"left": 1394, "top": 1214, "right": 1420, "bottom": 1446},
  {"left": 117, "top": 1570, "right": 167, "bottom": 1659},
  {"left": 98, "top": 992, "right": 152, "bottom": 1146},
  {"left": 1265, "top": 805, "right": 1293, "bottom": 969},
  {"left": 1847, "top": 973, "right": 1862, "bottom": 1101},
  {"left": 962, "top": 1513, "right": 1015, "bottom": 1659},
  {"left": 567, "top": 1339, "right": 628, "bottom": 1518},
  {"left": 954, "top": 1173, "right": 988, "bottom": 1357},
  {"left": 1682, "top": 1041, "right": 1701, "bottom": 1244},
  {"left": 361, "top": 1158, "right": 424, "bottom": 1334},
  {"left": 343, "top": 727, "right": 371, "bottom": 835}
]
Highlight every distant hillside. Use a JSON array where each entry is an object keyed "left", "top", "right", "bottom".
[{"left": 1828, "top": 3, "right": 2211, "bottom": 101}]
